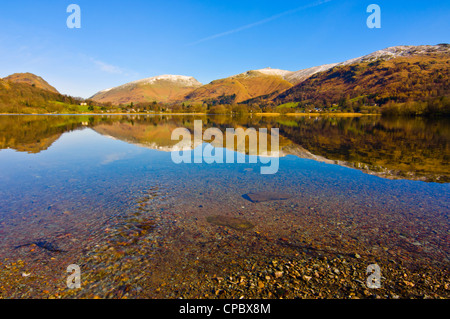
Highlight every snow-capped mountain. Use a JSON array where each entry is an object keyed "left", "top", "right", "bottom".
[
  {"left": 91, "top": 44, "right": 449, "bottom": 106},
  {"left": 91, "top": 75, "right": 202, "bottom": 104}
]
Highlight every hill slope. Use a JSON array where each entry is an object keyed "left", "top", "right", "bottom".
[
  {"left": 262, "top": 44, "right": 450, "bottom": 114},
  {"left": 0, "top": 74, "right": 81, "bottom": 114},
  {"left": 3, "top": 73, "right": 59, "bottom": 93},
  {"left": 90, "top": 75, "right": 202, "bottom": 105},
  {"left": 184, "top": 68, "right": 294, "bottom": 104},
  {"left": 285, "top": 63, "right": 338, "bottom": 84}
]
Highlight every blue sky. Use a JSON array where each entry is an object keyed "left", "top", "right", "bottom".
[{"left": 0, "top": 0, "right": 449, "bottom": 98}]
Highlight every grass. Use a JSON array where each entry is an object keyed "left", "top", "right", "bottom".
[
  {"left": 50, "top": 101, "right": 91, "bottom": 113},
  {"left": 276, "top": 102, "right": 299, "bottom": 109}
]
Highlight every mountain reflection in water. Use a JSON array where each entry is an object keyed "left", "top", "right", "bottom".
[{"left": 0, "top": 114, "right": 448, "bottom": 182}]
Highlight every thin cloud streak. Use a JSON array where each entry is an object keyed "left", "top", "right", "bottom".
[
  {"left": 84, "top": 56, "right": 139, "bottom": 78},
  {"left": 91, "top": 58, "right": 126, "bottom": 75},
  {"left": 187, "top": 0, "right": 333, "bottom": 46}
]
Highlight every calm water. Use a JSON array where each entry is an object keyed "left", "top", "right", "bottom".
[{"left": 0, "top": 114, "right": 448, "bottom": 297}]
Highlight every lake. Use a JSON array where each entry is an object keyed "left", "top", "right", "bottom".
[{"left": 0, "top": 114, "right": 448, "bottom": 298}]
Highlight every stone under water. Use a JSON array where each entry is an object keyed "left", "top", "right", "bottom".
[
  {"left": 242, "top": 192, "right": 292, "bottom": 203},
  {"left": 206, "top": 215, "right": 254, "bottom": 231}
]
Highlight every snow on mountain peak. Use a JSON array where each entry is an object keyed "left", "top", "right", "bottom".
[
  {"left": 254, "top": 68, "right": 293, "bottom": 77},
  {"left": 338, "top": 44, "right": 450, "bottom": 66},
  {"left": 286, "top": 64, "right": 338, "bottom": 84},
  {"left": 132, "top": 75, "right": 202, "bottom": 87},
  {"left": 99, "top": 87, "right": 114, "bottom": 93}
]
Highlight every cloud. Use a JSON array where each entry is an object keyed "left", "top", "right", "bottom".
[
  {"left": 86, "top": 56, "right": 139, "bottom": 78},
  {"left": 187, "top": 0, "right": 333, "bottom": 46},
  {"left": 101, "top": 152, "right": 127, "bottom": 165},
  {"left": 91, "top": 58, "right": 125, "bottom": 75}
]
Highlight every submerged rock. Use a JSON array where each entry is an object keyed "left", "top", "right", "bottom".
[
  {"left": 242, "top": 192, "right": 292, "bottom": 203},
  {"left": 206, "top": 215, "right": 254, "bottom": 231},
  {"left": 14, "top": 240, "right": 67, "bottom": 253}
]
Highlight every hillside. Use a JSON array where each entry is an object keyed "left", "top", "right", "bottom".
[
  {"left": 2, "top": 44, "right": 448, "bottom": 115},
  {"left": 184, "top": 68, "right": 294, "bottom": 104},
  {"left": 90, "top": 75, "right": 203, "bottom": 105},
  {"left": 3, "top": 73, "right": 59, "bottom": 93},
  {"left": 89, "top": 44, "right": 449, "bottom": 112},
  {"left": 267, "top": 44, "right": 450, "bottom": 115},
  {"left": 0, "top": 75, "right": 83, "bottom": 114},
  {"left": 285, "top": 63, "right": 338, "bottom": 84}
]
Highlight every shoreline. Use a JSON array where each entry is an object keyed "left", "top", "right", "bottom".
[{"left": 0, "top": 112, "right": 381, "bottom": 116}]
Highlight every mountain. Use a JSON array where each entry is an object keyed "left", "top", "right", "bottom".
[
  {"left": 5, "top": 44, "right": 446, "bottom": 115},
  {"left": 333, "top": 45, "right": 449, "bottom": 67},
  {"left": 90, "top": 75, "right": 203, "bottom": 105},
  {"left": 3, "top": 73, "right": 59, "bottom": 94},
  {"left": 0, "top": 73, "right": 82, "bottom": 114},
  {"left": 265, "top": 44, "right": 450, "bottom": 113},
  {"left": 90, "top": 44, "right": 449, "bottom": 110},
  {"left": 90, "top": 69, "right": 296, "bottom": 105},
  {"left": 183, "top": 68, "right": 294, "bottom": 104},
  {"left": 285, "top": 63, "right": 338, "bottom": 84}
]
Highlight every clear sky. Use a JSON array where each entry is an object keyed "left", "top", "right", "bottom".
[{"left": 0, "top": 0, "right": 449, "bottom": 98}]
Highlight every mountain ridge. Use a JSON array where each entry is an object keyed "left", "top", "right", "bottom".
[
  {"left": 183, "top": 68, "right": 295, "bottom": 104},
  {"left": 90, "top": 44, "right": 449, "bottom": 107},
  {"left": 265, "top": 44, "right": 450, "bottom": 112},
  {"left": 1, "top": 43, "right": 448, "bottom": 115},
  {"left": 90, "top": 74, "right": 203, "bottom": 104}
]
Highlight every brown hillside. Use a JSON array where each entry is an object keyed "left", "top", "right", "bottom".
[
  {"left": 90, "top": 75, "right": 202, "bottom": 105},
  {"left": 272, "top": 50, "right": 450, "bottom": 110},
  {"left": 0, "top": 77, "right": 78, "bottom": 113},
  {"left": 184, "top": 70, "right": 293, "bottom": 104},
  {"left": 3, "top": 73, "right": 59, "bottom": 94}
]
